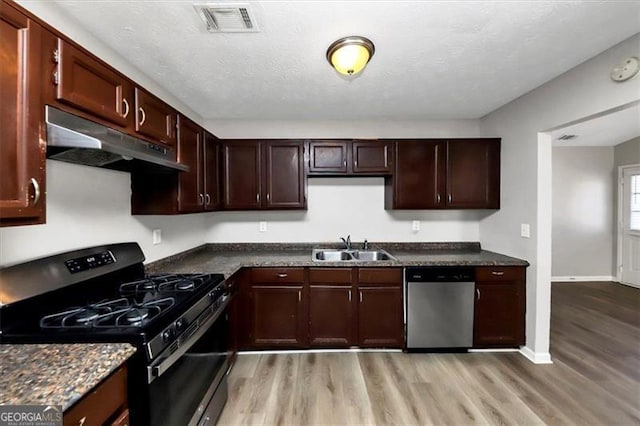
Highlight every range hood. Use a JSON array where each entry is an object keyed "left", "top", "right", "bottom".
[{"left": 45, "top": 106, "right": 189, "bottom": 172}]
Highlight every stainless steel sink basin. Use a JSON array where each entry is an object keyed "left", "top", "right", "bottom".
[{"left": 312, "top": 249, "right": 397, "bottom": 262}]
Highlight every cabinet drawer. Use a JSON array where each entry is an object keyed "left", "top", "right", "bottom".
[
  {"left": 358, "top": 268, "right": 402, "bottom": 284},
  {"left": 251, "top": 268, "right": 304, "bottom": 283},
  {"left": 64, "top": 366, "right": 127, "bottom": 426},
  {"left": 309, "top": 268, "right": 352, "bottom": 284},
  {"left": 476, "top": 267, "right": 525, "bottom": 282}
]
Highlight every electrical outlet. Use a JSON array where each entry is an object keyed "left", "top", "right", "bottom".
[
  {"left": 259, "top": 221, "right": 267, "bottom": 232},
  {"left": 520, "top": 224, "right": 530, "bottom": 238},
  {"left": 412, "top": 220, "right": 420, "bottom": 231},
  {"left": 152, "top": 229, "right": 162, "bottom": 245}
]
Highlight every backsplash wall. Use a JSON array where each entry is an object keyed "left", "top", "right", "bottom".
[{"left": 206, "top": 177, "right": 490, "bottom": 244}]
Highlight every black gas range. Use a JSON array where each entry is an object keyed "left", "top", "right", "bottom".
[{"left": 0, "top": 243, "right": 230, "bottom": 426}]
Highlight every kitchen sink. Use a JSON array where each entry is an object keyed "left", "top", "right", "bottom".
[{"left": 312, "top": 249, "right": 397, "bottom": 262}]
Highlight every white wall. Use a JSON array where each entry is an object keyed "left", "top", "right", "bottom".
[
  {"left": 480, "top": 33, "right": 640, "bottom": 360},
  {"left": 552, "top": 147, "right": 615, "bottom": 278},
  {"left": 208, "top": 178, "right": 487, "bottom": 243},
  {"left": 0, "top": 161, "right": 210, "bottom": 267}
]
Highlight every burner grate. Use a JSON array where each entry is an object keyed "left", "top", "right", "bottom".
[{"left": 40, "top": 298, "right": 130, "bottom": 329}]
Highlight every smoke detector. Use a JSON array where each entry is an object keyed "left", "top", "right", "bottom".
[
  {"left": 610, "top": 56, "right": 639, "bottom": 82},
  {"left": 194, "top": 3, "right": 259, "bottom": 33}
]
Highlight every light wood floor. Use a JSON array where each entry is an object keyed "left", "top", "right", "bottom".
[{"left": 218, "top": 282, "right": 640, "bottom": 425}]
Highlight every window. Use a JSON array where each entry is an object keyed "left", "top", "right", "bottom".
[{"left": 631, "top": 175, "right": 640, "bottom": 231}]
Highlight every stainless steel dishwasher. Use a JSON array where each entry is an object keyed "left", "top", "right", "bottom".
[{"left": 405, "top": 267, "right": 475, "bottom": 350}]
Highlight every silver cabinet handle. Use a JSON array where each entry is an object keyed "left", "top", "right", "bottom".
[
  {"left": 491, "top": 271, "right": 505, "bottom": 276},
  {"left": 348, "top": 291, "right": 352, "bottom": 302},
  {"left": 448, "top": 194, "right": 452, "bottom": 203},
  {"left": 354, "top": 159, "right": 358, "bottom": 167},
  {"left": 78, "top": 417, "right": 87, "bottom": 426},
  {"left": 256, "top": 193, "right": 260, "bottom": 203},
  {"left": 359, "top": 291, "right": 363, "bottom": 303},
  {"left": 198, "top": 193, "right": 204, "bottom": 205},
  {"left": 476, "top": 289, "right": 480, "bottom": 300},
  {"left": 205, "top": 193, "right": 211, "bottom": 205},
  {"left": 122, "top": 98, "right": 130, "bottom": 118},
  {"left": 139, "top": 106, "right": 146, "bottom": 125},
  {"left": 384, "top": 144, "right": 389, "bottom": 167},
  {"left": 276, "top": 273, "right": 288, "bottom": 278},
  {"left": 266, "top": 193, "right": 270, "bottom": 203},
  {"left": 30, "top": 178, "right": 41, "bottom": 206},
  {"left": 437, "top": 193, "right": 441, "bottom": 204},
  {"left": 343, "top": 159, "right": 347, "bottom": 168},
  {"left": 298, "top": 290, "right": 301, "bottom": 302}
]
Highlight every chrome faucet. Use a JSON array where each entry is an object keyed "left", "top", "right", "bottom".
[
  {"left": 363, "top": 239, "right": 369, "bottom": 250},
  {"left": 340, "top": 235, "right": 352, "bottom": 251}
]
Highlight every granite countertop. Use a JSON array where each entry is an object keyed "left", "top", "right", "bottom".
[
  {"left": 147, "top": 242, "right": 529, "bottom": 277},
  {"left": 0, "top": 343, "right": 136, "bottom": 410}
]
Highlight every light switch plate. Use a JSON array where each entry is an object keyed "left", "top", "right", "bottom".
[
  {"left": 520, "top": 224, "right": 530, "bottom": 238},
  {"left": 259, "top": 221, "right": 267, "bottom": 232},
  {"left": 412, "top": 220, "right": 420, "bottom": 231},
  {"left": 152, "top": 229, "right": 162, "bottom": 245}
]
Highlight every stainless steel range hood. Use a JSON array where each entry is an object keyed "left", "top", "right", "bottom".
[{"left": 45, "top": 106, "right": 189, "bottom": 172}]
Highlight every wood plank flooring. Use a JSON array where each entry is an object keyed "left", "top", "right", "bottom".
[{"left": 218, "top": 282, "right": 640, "bottom": 425}]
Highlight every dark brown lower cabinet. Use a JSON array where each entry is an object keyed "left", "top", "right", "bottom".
[
  {"left": 63, "top": 365, "right": 128, "bottom": 426},
  {"left": 474, "top": 267, "right": 526, "bottom": 348},
  {"left": 309, "top": 285, "right": 354, "bottom": 347},
  {"left": 357, "top": 268, "right": 404, "bottom": 348},
  {"left": 251, "top": 285, "right": 306, "bottom": 348}
]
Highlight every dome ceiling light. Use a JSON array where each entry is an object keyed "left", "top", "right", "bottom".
[{"left": 326, "top": 36, "right": 375, "bottom": 76}]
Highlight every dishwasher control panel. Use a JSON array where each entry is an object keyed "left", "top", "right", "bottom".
[{"left": 405, "top": 267, "right": 474, "bottom": 282}]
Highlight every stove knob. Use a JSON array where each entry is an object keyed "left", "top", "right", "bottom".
[
  {"left": 175, "top": 318, "right": 187, "bottom": 331},
  {"left": 162, "top": 328, "right": 176, "bottom": 343}
]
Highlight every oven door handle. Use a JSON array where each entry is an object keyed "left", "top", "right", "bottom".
[{"left": 148, "top": 296, "right": 229, "bottom": 384}]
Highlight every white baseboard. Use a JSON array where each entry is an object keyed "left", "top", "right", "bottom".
[
  {"left": 619, "top": 281, "right": 640, "bottom": 289},
  {"left": 519, "top": 346, "right": 553, "bottom": 364},
  {"left": 552, "top": 275, "right": 615, "bottom": 282}
]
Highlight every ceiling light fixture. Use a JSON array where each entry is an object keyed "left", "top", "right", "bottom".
[{"left": 326, "top": 36, "right": 375, "bottom": 76}]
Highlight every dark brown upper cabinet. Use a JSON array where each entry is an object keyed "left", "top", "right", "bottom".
[
  {"left": 133, "top": 88, "right": 176, "bottom": 147},
  {"left": 308, "top": 140, "right": 393, "bottom": 176},
  {"left": 131, "top": 120, "right": 220, "bottom": 215},
  {"left": 352, "top": 140, "right": 393, "bottom": 174},
  {"left": 222, "top": 140, "right": 306, "bottom": 210},
  {"left": 0, "top": 1, "right": 46, "bottom": 227},
  {"left": 447, "top": 139, "right": 500, "bottom": 209},
  {"left": 308, "top": 140, "right": 349, "bottom": 173},
  {"left": 54, "top": 38, "right": 132, "bottom": 127},
  {"left": 385, "top": 138, "right": 500, "bottom": 209}
]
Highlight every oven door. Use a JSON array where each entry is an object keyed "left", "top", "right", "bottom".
[{"left": 147, "top": 299, "right": 229, "bottom": 426}]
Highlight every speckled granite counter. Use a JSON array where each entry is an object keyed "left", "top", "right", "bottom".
[
  {"left": 0, "top": 344, "right": 135, "bottom": 410},
  {"left": 147, "top": 243, "right": 529, "bottom": 277}
]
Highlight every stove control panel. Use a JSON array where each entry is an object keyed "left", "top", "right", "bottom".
[{"left": 65, "top": 251, "right": 115, "bottom": 274}]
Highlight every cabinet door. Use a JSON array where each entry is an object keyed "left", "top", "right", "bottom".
[
  {"left": 474, "top": 281, "right": 525, "bottom": 347},
  {"left": 308, "top": 140, "right": 349, "bottom": 173},
  {"left": 251, "top": 285, "right": 305, "bottom": 348},
  {"left": 264, "top": 141, "right": 305, "bottom": 209},
  {"left": 56, "top": 38, "right": 131, "bottom": 127},
  {"left": 222, "top": 141, "right": 261, "bottom": 209},
  {"left": 0, "top": 3, "right": 45, "bottom": 225},
  {"left": 177, "top": 116, "right": 203, "bottom": 213},
  {"left": 309, "top": 285, "right": 354, "bottom": 347},
  {"left": 134, "top": 87, "right": 176, "bottom": 146},
  {"left": 446, "top": 139, "right": 500, "bottom": 208},
  {"left": 390, "top": 140, "right": 445, "bottom": 209},
  {"left": 358, "top": 286, "right": 404, "bottom": 348},
  {"left": 352, "top": 141, "right": 393, "bottom": 174},
  {"left": 203, "top": 132, "right": 221, "bottom": 211}
]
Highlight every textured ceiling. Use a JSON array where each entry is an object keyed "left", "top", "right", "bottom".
[
  {"left": 551, "top": 103, "right": 640, "bottom": 147},
  {"left": 44, "top": 1, "right": 640, "bottom": 120}
]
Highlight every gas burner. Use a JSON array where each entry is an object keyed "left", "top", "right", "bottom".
[
  {"left": 158, "top": 279, "right": 196, "bottom": 292},
  {"left": 94, "top": 298, "right": 175, "bottom": 328},
  {"left": 40, "top": 298, "right": 130, "bottom": 329},
  {"left": 120, "top": 279, "right": 157, "bottom": 294}
]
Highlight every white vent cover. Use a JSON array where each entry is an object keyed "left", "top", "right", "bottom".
[
  {"left": 194, "top": 3, "right": 259, "bottom": 33},
  {"left": 557, "top": 134, "right": 577, "bottom": 141}
]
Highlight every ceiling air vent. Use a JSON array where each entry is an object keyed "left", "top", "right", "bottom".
[
  {"left": 557, "top": 134, "right": 577, "bottom": 141},
  {"left": 194, "top": 3, "right": 259, "bottom": 33}
]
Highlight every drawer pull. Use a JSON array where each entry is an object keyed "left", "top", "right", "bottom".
[
  {"left": 348, "top": 291, "right": 352, "bottom": 302},
  {"left": 491, "top": 271, "right": 505, "bottom": 276},
  {"left": 78, "top": 417, "right": 87, "bottom": 426},
  {"left": 276, "top": 273, "right": 288, "bottom": 278},
  {"left": 359, "top": 291, "right": 363, "bottom": 303},
  {"left": 298, "top": 290, "right": 301, "bottom": 302}
]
